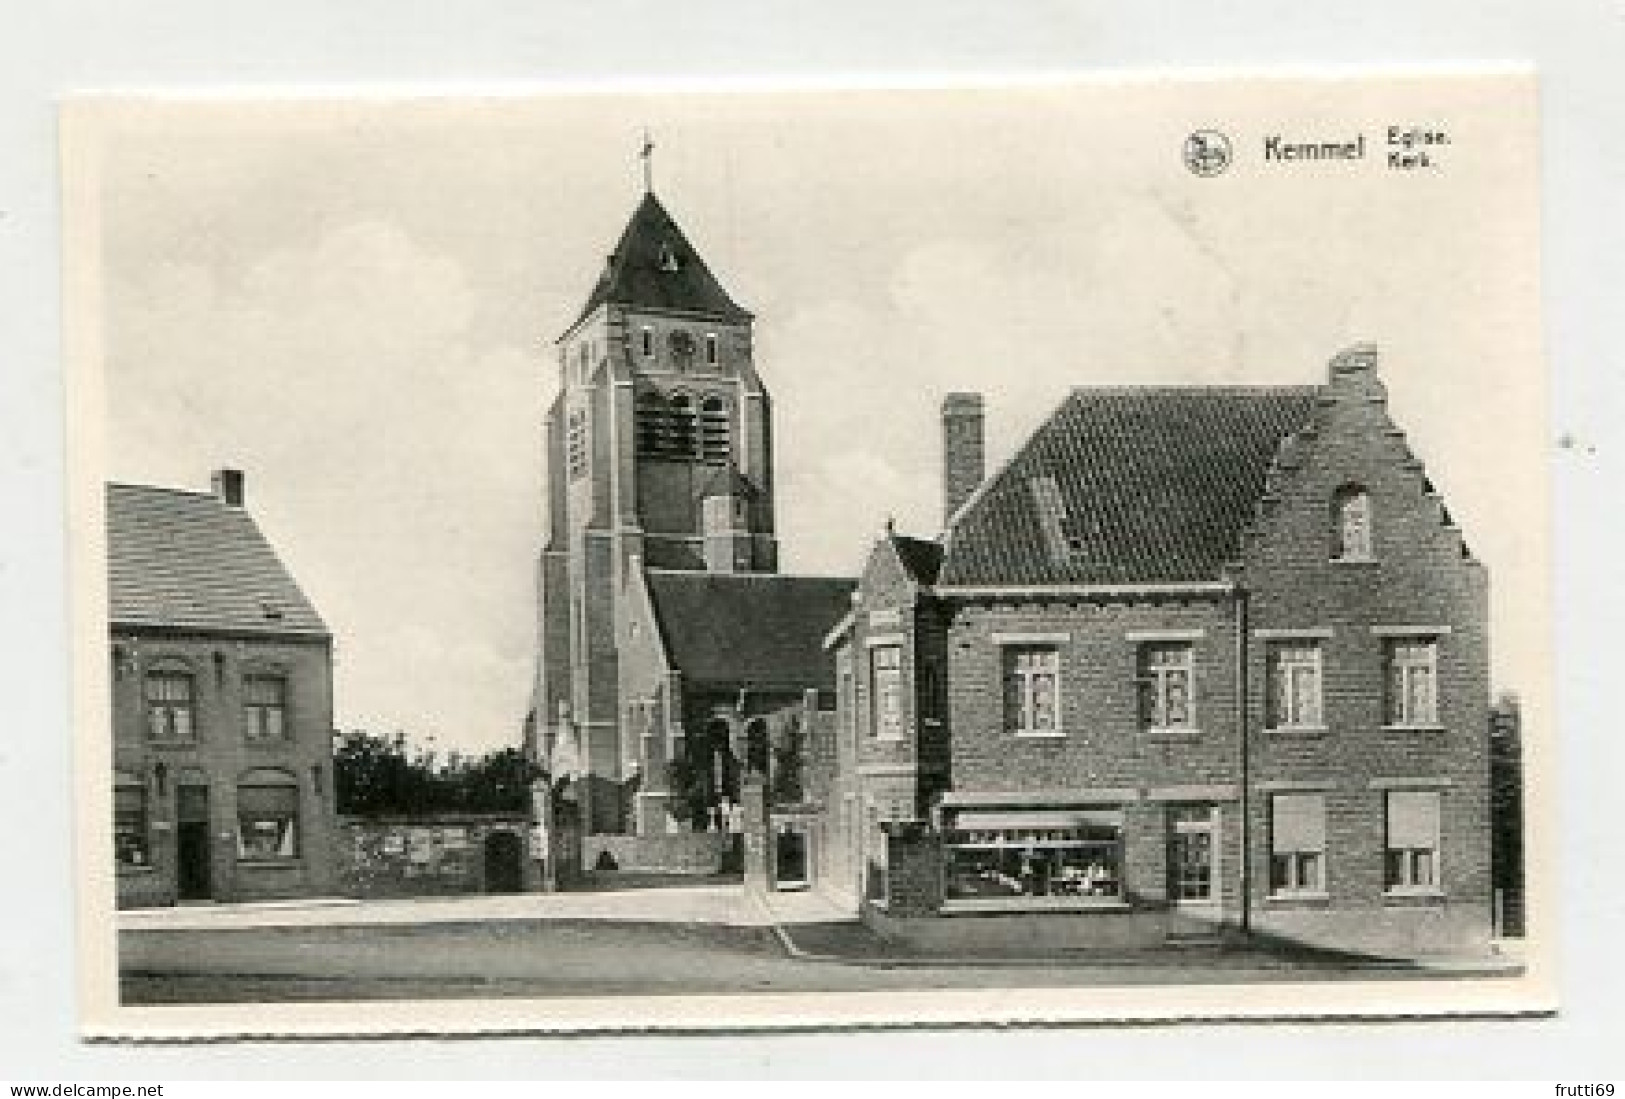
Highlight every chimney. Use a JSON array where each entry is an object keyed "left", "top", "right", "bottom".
[
  {"left": 941, "top": 392, "right": 985, "bottom": 525},
  {"left": 211, "top": 468, "right": 245, "bottom": 508}
]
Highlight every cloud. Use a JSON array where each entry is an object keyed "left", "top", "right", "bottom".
[{"left": 108, "top": 216, "right": 543, "bottom": 750}]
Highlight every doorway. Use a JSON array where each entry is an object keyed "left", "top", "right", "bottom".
[
  {"left": 175, "top": 785, "right": 211, "bottom": 901},
  {"left": 774, "top": 824, "right": 809, "bottom": 890},
  {"left": 484, "top": 830, "right": 524, "bottom": 893}
]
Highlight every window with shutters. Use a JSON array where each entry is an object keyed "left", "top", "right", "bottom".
[
  {"left": 1266, "top": 642, "right": 1324, "bottom": 730},
  {"left": 1139, "top": 642, "right": 1195, "bottom": 732},
  {"left": 236, "top": 772, "right": 300, "bottom": 861},
  {"left": 1269, "top": 793, "right": 1327, "bottom": 895},
  {"left": 243, "top": 675, "right": 288, "bottom": 742},
  {"left": 566, "top": 408, "right": 589, "bottom": 480},
  {"left": 1385, "top": 638, "right": 1440, "bottom": 727},
  {"left": 697, "top": 395, "right": 730, "bottom": 463},
  {"left": 1003, "top": 645, "right": 1062, "bottom": 737},
  {"left": 145, "top": 669, "right": 197, "bottom": 741},
  {"left": 1385, "top": 790, "right": 1442, "bottom": 892},
  {"left": 635, "top": 390, "right": 701, "bottom": 460}
]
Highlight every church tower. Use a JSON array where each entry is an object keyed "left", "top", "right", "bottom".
[{"left": 533, "top": 183, "right": 778, "bottom": 835}]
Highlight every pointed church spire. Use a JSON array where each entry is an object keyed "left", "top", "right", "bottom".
[{"left": 568, "top": 188, "right": 753, "bottom": 330}]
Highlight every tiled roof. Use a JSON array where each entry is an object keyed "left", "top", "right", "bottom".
[
  {"left": 107, "top": 483, "right": 328, "bottom": 636},
  {"left": 645, "top": 570, "right": 856, "bottom": 690},
  {"left": 890, "top": 534, "right": 944, "bottom": 585},
  {"left": 572, "top": 193, "right": 751, "bottom": 328},
  {"left": 938, "top": 387, "right": 1320, "bottom": 586}
]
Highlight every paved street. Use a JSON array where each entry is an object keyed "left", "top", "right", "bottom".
[
  {"left": 116, "top": 885, "right": 1512, "bottom": 1003},
  {"left": 119, "top": 916, "right": 1462, "bottom": 1003}
]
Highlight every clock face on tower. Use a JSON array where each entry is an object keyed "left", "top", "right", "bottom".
[{"left": 668, "top": 329, "right": 697, "bottom": 367}]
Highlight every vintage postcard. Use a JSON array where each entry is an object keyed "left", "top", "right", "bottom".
[{"left": 63, "top": 70, "right": 1554, "bottom": 1039}]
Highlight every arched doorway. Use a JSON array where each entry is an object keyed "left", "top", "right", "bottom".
[{"left": 484, "top": 829, "right": 524, "bottom": 894}]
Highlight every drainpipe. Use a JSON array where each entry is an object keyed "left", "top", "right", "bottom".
[{"left": 1234, "top": 585, "right": 1252, "bottom": 937}]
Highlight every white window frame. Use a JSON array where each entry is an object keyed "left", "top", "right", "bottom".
[
  {"left": 1384, "top": 789, "right": 1443, "bottom": 895},
  {"left": 869, "top": 644, "right": 905, "bottom": 741},
  {"left": 1002, "top": 643, "right": 1063, "bottom": 738},
  {"left": 1332, "top": 485, "right": 1375, "bottom": 561},
  {"left": 144, "top": 668, "right": 198, "bottom": 742},
  {"left": 1267, "top": 642, "right": 1325, "bottom": 731},
  {"left": 243, "top": 673, "right": 289, "bottom": 743},
  {"left": 1167, "top": 803, "right": 1219, "bottom": 905},
  {"left": 639, "top": 325, "right": 654, "bottom": 357},
  {"left": 1140, "top": 641, "right": 1197, "bottom": 733},
  {"left": 1268, "top": 793, "right": 1327, "bottom": 897},
  {"left": 1385, "top": 637, "right": 1440, "bottom": 728}
]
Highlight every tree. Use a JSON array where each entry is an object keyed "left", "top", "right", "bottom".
[
  {"left": 771, "top": 717, "right": 805, "bottom": 805},
  {"left": 333, "top": 730, "right": 540, "bottom": 815},
  {"left": 665, "top": 749, "right": 713, "bottom": 832}
]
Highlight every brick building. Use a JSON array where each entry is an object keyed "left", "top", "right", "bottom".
[
  {"left": 528, "top": 187, "right": 853, "bottom": 862},
  {"left": 824, "top": 345, "right": 1493, "bottom": 954},
  {"left": 108, "top": 471, "right": 339, "bottom": 907}
]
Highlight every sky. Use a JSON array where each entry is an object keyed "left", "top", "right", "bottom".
[{"left": 83, "top": 76, "right": 1545, "bottom": 753}]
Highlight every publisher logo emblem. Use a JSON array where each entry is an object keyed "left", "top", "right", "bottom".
[{"left": 1183, "top": 130, "right": 1233, "bottom": 177}]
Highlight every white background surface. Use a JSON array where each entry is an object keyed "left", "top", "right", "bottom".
[{"left": 3, "top": 0, "right": 1621, "bottom": 1079}]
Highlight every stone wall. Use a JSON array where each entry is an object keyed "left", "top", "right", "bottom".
[
  {"left": 582, "top": 831, "right": 736, "bottom": 876},
  {"left": 335, "top": 814, "right": 536, "bottom": 898}
]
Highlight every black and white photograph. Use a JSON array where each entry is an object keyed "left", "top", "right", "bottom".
[{"left": 63, "top": 73, "right": 1552, "bottom": 1038}]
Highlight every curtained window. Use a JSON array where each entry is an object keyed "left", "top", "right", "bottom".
[
  {"left": 1386, "top": 639, "right": 1439, "bottom": 726},
  {"left": 243, "top": 675, "right": 288, "bottom": 742},
  {"left": 145, "top": 670, "right": 196, "bottom": 741},
  {"left": 1004, "top": 646, "right": 1061, "bottom": 736},
  {"left": 1267, "top": 643, "right": 1323, "bottom": 729},
  {"left": 1139, "top": 642, "right": 1195, "bottom": 730},
  {"left": 237, "top": 776, "right": 299, "bottom": 861}
]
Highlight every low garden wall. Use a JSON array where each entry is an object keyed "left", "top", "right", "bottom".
[
  {"left": 583, "top": 831, "right": 736, "bottom": 875},
  {"left": 335, "top": 813, "right": 537, "bottom": 898}
]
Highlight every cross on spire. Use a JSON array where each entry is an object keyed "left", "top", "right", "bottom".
[{"left": 639, "top": 128, "right": 654, "bottom": 194}]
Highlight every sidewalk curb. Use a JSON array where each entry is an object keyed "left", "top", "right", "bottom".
[{"left": 751, "top": 891, "right": 1526, "bottom": 975}]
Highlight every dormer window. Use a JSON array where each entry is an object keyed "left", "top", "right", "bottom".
[
  {"left": 1029, "top": 475, "right": 1082, "bottom": 561},
  {"left": 658, "top": 243, "right": 680, "bottom": 272},
  {"left": 1331, "top": 485, "right": 1373, "bottom": 561}
]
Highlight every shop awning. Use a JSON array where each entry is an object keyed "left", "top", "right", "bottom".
[{"left": 952, "top": 808, "right": 1123, "bottom": 831}]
